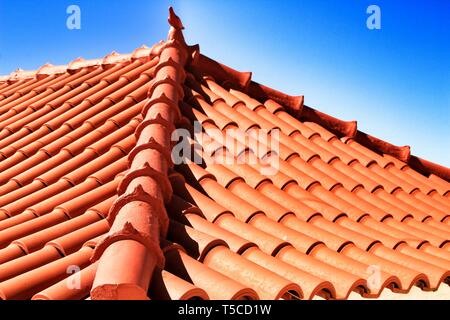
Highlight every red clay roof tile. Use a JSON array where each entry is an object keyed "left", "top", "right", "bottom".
[
  {"left": 162, "top": 243, "right": 259, "bottom": 300},
  {"left": 149, "top": 268, "right": 209, "bottom": 300},
  {"left": 276, "top": 245, "right": 367, "bottom": 299},
  {"left": 32, "top": 262, "right": 98, "bottom": 300}
]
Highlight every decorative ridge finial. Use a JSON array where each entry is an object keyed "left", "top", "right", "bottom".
[
  {"left": 167, "top": 6, "right": 187, "bottom": 44},
  {"left": 166, "top": 7, "right": 199, "bottom": 66},
  {"left": 168, "top": 7, "right": 184, "bottom": 30}
]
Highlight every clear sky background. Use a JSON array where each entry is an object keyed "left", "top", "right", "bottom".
[{"left": 0, "top": 0, "right": 449, "bottom": 166}]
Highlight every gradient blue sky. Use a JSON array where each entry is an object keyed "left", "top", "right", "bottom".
[{"left": 0, "top": 0, "right": 448, "bottom": 166}]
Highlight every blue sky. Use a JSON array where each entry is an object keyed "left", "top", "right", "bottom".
[{"left": 0, "top": 0, "right": 448, "bottom": 166}]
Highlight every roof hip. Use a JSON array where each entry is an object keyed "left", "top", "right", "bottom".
[{"left": 89, "top": 7, "right": 190, "bottom": 300}]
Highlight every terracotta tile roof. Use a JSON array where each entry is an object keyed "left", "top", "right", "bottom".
[{"left": 0, "top": 7, "right": 449, "bottom": 300}]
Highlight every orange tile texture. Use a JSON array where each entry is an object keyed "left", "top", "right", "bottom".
[{"left": 0, "top": 8, "right": 448, "bottom": 300}]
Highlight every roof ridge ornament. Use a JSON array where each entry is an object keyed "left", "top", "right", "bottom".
[
  {"left": 168, "top": 7, "right": 184, "bottom": 30},
  {"left": 167, "top": 7, "right": 186, "bottom": 44},
  {"left": 168, "top": 6, "right": 184, "bottom": 30}
]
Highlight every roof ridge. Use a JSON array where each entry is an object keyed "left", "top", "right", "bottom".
[
  {"left": 0, "top": 45, "right": 159, "bottom": 83},
  {"left": 89, "top": 7, "right": 190, "bottom": 300}
]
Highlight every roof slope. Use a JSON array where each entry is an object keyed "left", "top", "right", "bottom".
[{"left": 0, "top": 8, "right": 449, "bottom": 300}]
